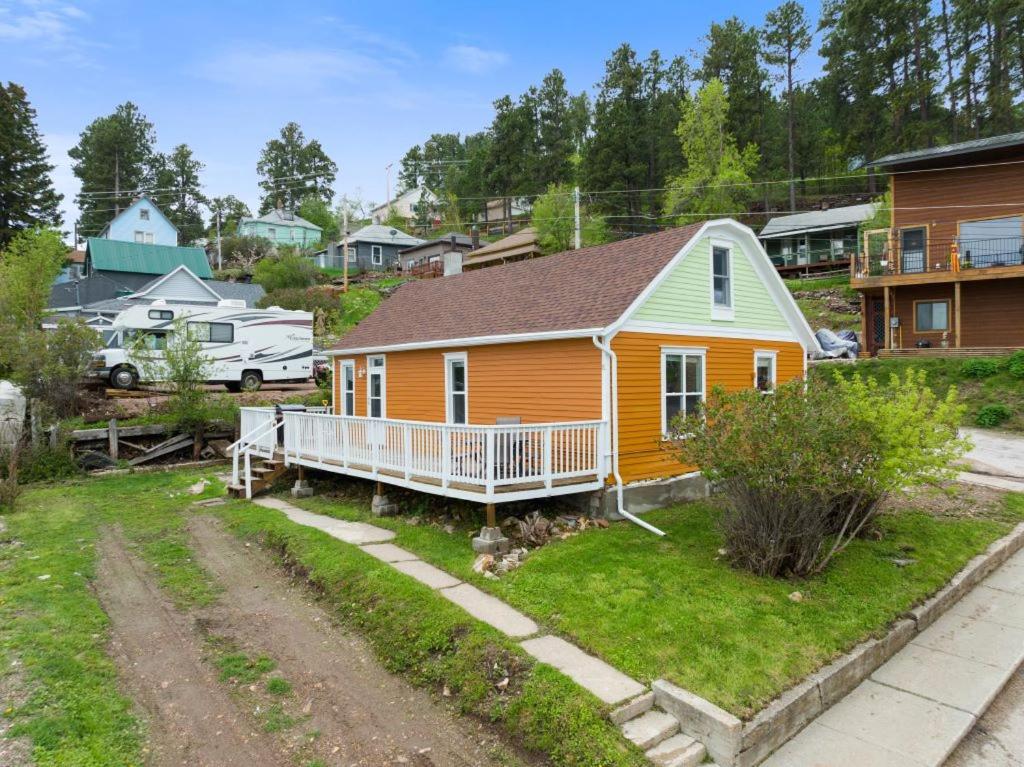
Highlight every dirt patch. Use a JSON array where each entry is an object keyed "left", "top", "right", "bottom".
[
  {"left": 0, "top": 666, "right": 32, "bottom": 767},
  {"left": 185, "top": 514, "right": 528, "bottom": 767},
  {"left": 882, "top": 482, "right": 1007, "bottom": 520},
  {"left": 95, "top": 530, "right": 287, "bottom": 767}
]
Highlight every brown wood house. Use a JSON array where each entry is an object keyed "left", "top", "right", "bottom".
[{"left": 853, "top": 132, "right": 1024, "bottom": 356}]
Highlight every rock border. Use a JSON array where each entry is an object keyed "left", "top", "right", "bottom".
[{"left": 652, "top": 520, "right": 1024, "bottom": 767}]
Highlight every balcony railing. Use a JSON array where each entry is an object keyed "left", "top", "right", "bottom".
[
  {"left": 257, "top": 408, "right": 607, "bottom": 503},
  {"left": 853, "top": 231, "right": 1024, "bottom": 279}
]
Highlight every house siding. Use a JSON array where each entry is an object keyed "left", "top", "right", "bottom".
[
  {"left": 238, "top": 219, "right": 322, "bottom": 247},
  {"left": 612, "top": 331, "right": 804, "bottom": 483},
  {"left": 633, "top": 236, "right": 790, "bottom": 330},
  {"left": 105, "top": 198, "right": 178, "bottom": 246},
  {"left": 332, "top": 338, "right": 602, "bottom": 423}
]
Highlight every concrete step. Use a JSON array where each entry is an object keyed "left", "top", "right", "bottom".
[
  {"left": 621, "top": 708, "right": 679, "bottom": 751},
  {"left": 645, "top": 733, "right": 706, "bottom": 767},
  {"left": 610, "top": 690, "right": 655, "bottom": 726}
]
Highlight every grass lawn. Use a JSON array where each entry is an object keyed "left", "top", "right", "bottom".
[
  {"left": 290, "top": 485, "right": 1024, "bottom": 719},
  {"left": 813, "top": 355, "right": 1024, "bottom": 433},
  {"left": 0, "top": 470, "right": 645, "bottom": 767},
  {"left": 784, "top": 274, "right": 861, "bottom": 333}
]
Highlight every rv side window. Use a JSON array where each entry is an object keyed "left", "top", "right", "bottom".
[
  {"left": 148, "top": 309, "right": 173, "bottom": 320},
  {"left": 187, "top": 321, "right": 234, "bottom": 343}
]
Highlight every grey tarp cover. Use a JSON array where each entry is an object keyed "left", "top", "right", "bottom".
[{"left": 815, "top": 328, "right": 859, "bottom": 358}]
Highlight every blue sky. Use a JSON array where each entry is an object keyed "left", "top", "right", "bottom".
[{"left": 1, "top": 0, "right": 825, "bottom": 233}]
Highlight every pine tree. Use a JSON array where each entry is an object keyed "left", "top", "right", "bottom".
[
  {"left": 207, "top": 195, "right": 251, "bottom": 238},
  {"left": 151, "top": 144, "right": 207, "bottom": 245},
  {"left": 763, "top": 1, "right": 811, "bottom": 211},
  {"left": 256, "top": 123, "right": 336, "bottom": 213},
  {"left": 0, "top": 82, "right": 63, "bottom": 247},
  {"left": 69, "top": 102, "right": 156, "bottom": 237}
]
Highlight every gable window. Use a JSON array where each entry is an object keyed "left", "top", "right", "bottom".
[
  {"left": 914, "top": 300, "right": 949, "bottom": 333},
  {"left": 187, "top": 321, "right": 234, "bottom": 343},
  {"left": 134, "top": 231, "right": 145, "bottom": 243},
  {"left": 662, "top": 348, "right": 705, "bottom": 437},
  {"left": 139, "top": 209, "right": 150, "bottom": 221},
  {"left": 444, "top": 353, "right": 468, "bottom": 424},
  {"left": 340, "top": 360, "right": 355, "bottom": 416},
  {"left": 711, "top": 242, "right": 733, "bottom": 320},
  {"left": 267, "top": 227, "right": 276, "bottom": 240},
  {"left": 754, "top": 351, "right": 777, "bottom": 392},
  {"left": 371, "top": 244, "right": 383, "bottom": 266},
  {"left": 367, "top": 355, "right": 386, "bottom": 418}
]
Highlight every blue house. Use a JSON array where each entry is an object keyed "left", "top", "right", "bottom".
[{"left": 99, "top": 196, "right": 178, "bottom": 246}]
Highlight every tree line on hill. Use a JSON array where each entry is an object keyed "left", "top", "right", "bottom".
[{"left": 397, "top": 0, "right": 1024, "bottom": 233}]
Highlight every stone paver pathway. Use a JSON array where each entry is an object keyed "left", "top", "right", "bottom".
[
  {"left": 763, "top": 547, "right": 1024, "bottom": 767},
  {"left": 251, "top": 497, "right": 644, "bottom": 707}
]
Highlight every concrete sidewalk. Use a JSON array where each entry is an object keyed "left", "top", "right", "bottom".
[
  {"left": 763, "top": 548, "right": 1024, "bottom": 767},
  {"left": 961, "top": 428, "right": 1024, "bottom": 480},
  {"left": 252, "top": 497, "right": 646, "bottom": 706}
]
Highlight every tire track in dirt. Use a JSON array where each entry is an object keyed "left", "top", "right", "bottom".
[
  {"left": 185, "top": 514, "right": 531, "bottom": 767},
  {"left": 95, "top": 530, "right": 286, "bottom": 767}
]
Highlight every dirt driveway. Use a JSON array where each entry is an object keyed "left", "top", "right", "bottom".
[{"left": 96, "top": 517, "right": 529, "bottom": 767}]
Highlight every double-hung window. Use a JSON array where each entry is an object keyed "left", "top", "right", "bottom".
[
  {"left": 662, "top": 348, "right": 705, "bottom": 437},
  {"left": 367, "top": 355, "right": 385, "bottom": 418},
  {"left": 371, "top": 244, "right": 383, "bottom": 266},
  {"left": 711, "top": 242, "right": 733, "bottom": 319},
  {"left": 339, "top": 360, "right": 355, "bottom": 416},
  {"left": 754, "top": 351, "right": 777, "bottom": 392},
  {"left": 445, "top": 353, "right": 468, "bottom": 424}
]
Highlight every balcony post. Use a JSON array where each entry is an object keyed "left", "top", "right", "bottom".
[
  {"left": 954, "top": 282, "right": 962, "bottom": 348},
  {"left": 883, "top": 286, "right": 891, "bottom": 351}
]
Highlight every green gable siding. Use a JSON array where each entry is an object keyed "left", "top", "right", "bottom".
[
  {"left": 86, "top": 238, "right": 213, "bottom": 278},
  {"left": 633, "top": 236, "right": 789, "bottom": 330}
]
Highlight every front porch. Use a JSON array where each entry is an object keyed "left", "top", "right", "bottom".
[{"left": 232, "top": 407, "right": 608, "bottom": 504}]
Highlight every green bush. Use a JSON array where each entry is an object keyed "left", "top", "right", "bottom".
[
  {"left": 961, "top": 358, "right": 1002, "bottom": 379},
  {"left": 253, "top": 252, "right": 319, "bottom": 292},
  {"left": 976, "top": 403, "right": 1013, "bottom": 428},
  {"left": 1007, "top": 350, "right": 1024, "bottom": 380},
  {"left": 257, "top": 287, "right": 339, "bottom": 314},
  {"left": 17, "top": 443, "right": 82, "bottom": 484}
]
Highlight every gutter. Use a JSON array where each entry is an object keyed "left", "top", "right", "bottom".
[{"left": 592, "top": 335, "right": 665, "bottom": 537}]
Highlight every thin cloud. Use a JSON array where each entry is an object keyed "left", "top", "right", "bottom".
[
  {"left": 443, "top": 44, "right": 508, "bottom": 74},
  {"left": 194, "top": 46, "right": 383, "bottom": 92},
  {"left": 0, "top": 1, "right": 84, "bottom": 42}
]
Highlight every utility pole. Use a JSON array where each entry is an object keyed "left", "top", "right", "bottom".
[
  {"left": 341, "top": 196, "right": 350, "bottom": 293},
  {"left": 385, "top": 163, "right": 393, "bottom": 215},
  {"left": 216, "top": 209, "right": 222, "bottom": 271},
  {"left": 573, "top": 186, "right": 581, "bottom": 249}
]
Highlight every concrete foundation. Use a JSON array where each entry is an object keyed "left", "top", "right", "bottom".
[
  {"left": 290, "top": 478, "right": 314, "bottom": 498},
  {"left": 371, "top": 493, "right": 400, "bottom": 517},
  {"left": 582, "top": 472, "right": 711, "bottom": 519},
  {"left": 472, "top": 525, "right": 510, "bottom": 555}
]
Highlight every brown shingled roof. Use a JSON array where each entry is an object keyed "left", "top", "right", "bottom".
[{"left": 331, "top": 223, "right": 705, "bottom": 352}]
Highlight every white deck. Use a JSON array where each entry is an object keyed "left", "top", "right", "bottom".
[{"left": 235, "top": 407, "right": 608, "bottom": 503}]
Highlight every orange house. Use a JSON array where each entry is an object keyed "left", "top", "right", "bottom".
[{"left": 237, "top": 219, "right": 815, "bottom": 533}]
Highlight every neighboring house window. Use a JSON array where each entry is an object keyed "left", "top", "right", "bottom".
[
  {"left": 347, "top": 245, "right": 357, "bottom": 262},
  {"left": 367, "top": 355, "right": 385, "bottom": 418},
  {"left": 148, "top": 309, "right": 173, "bottom": 320},
  {"left": 139, "top": 209, "right": 150, "bottom": 221},
  {"left": 958, "top": 216, "right": 1023, "bottom": 268},
  {"left": 914, "top": 300, "right": 949, "bottom": 333},
  {"left": 662, "top": 348, "right": 705, "bottom": 436},
  {"left": 371, "top": 245, "right": 383, "bottom": 266},
  {"left": 187, "top": 321, "right": 234, "bottom": 343},
  {"left": 268, "top": 227, "right": 276, "bottom": 240},
  {"left": 711, "top": 242, "right": 733, "bottom": 319},
  {"left": 146, "top": 232, "right": 153, "bottom": 244},
  {"left": 754, "top": 351, "right": 777, "bottom": 392},
  {"left": 134, "top": 231, "right": 145, "bottom": 243},
  {"left": 340, "top": 361, "right": 355, "bottom": 416},
  {"left": 445, "top": 353, "right": 468, "bottom": 424}
]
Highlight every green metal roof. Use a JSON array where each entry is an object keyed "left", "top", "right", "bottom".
[{"left": 85, "top": 238, "right": 213, "bottom": 279}]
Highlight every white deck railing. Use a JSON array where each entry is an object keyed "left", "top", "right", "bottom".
[{"left": 273, "top": 409, "right": 607, "bottom": 503}]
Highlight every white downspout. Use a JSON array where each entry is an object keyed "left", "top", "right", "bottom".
[{"left": 592, "top": 335, "right": 666, "bottom": 537}]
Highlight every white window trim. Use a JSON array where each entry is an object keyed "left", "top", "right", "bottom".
[
  {"left": 443, "top": 351, "right": 469, "bottom": 424},
  {"left": 710, "top": 238, "right": 735, "bottom": 321},
  {"left": 660, "top": 346, "right": 707, "bottom": 438},
  {"left": 339, "top": 359, "right": 355, "bottom": 416},
  {"left": 366, "top": 355, "right": 386, "bottom": 418},
  {"left": 371, "top": 244, "right": 383, "bottom": 265},
  {"left": 347, "top": 244, "right": 357, "bottom": 262},
  {"left": 754, "top": 349, "right": 777, "bottom": 393}
]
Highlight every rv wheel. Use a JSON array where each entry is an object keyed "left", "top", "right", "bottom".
[
  {"left": 240, "top": 370, "right": 262, "bottom": 392},
  {"left": 110, "top": 366, "right": 138, "bottom": 390}
]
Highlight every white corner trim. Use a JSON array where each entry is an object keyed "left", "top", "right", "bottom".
[{"left": 620, "top": 319, "right": 799, "bottom": 344}]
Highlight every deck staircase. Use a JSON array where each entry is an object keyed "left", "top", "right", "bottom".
[
  {"left": 226, "top": 450, "right": 291, "bottom": 498},
  {"left": 612, "top": 692, "right": 707, "bottom": 766}
]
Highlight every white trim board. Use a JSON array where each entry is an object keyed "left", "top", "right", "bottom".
[
  {"left": 620, "top": 319, "right": 800, "bottom": 344},
  {"left": 329, "top": 327, "right": 604, "bottom": 356}
]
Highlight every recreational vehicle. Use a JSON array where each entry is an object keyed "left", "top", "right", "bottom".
[{"left": 88, "top": 301, "right": 313, "bottom": 391}]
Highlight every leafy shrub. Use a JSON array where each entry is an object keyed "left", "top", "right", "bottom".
[
  {"left": 340, "top": 288, "right": 381, "bottom": 329},
  {"left": 676, "top": 370, "right": 965, "bottom": 578},
  {"left": 976, "top": 403, "right": 1012, "bottom": 428},
  {"left": 257, "top": 287, "right": 339, "bottom": 314},
  {"left": 1007, "top": 350, "right": 1024, "bottom": 380},
  {"left": 961, "top": 358, "right": 1002, "bottom": 379},
  {"left": 253, "top": 252, "right": 319, "bottom": 292}
]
